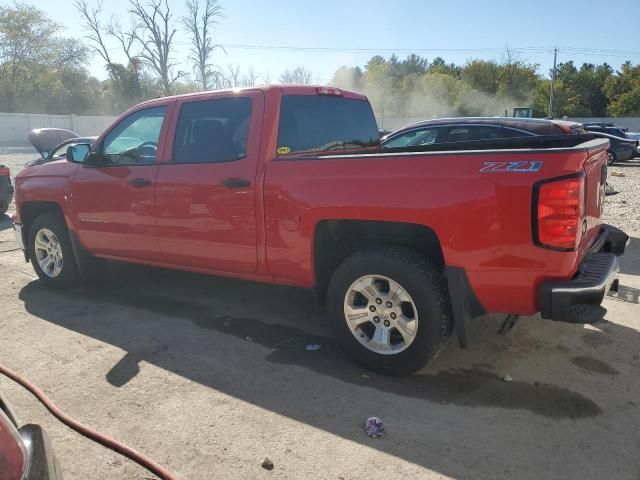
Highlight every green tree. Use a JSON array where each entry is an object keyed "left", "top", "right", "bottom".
[
  {"left": 603, "top": 62, "right": 640, "bottom": 116},
  {"left": 0, "top": 2, "right": 90, "bottom": 113},
  {"left": 462, "top": 59, "right": 501, "bottom": 95}
]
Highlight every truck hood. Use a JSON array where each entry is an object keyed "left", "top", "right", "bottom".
[{"left": 28, "top": 128, "right": 78, "bottom": 158}]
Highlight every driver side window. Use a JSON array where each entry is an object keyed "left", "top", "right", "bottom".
[{"left": 102, "top": 106, "right": 167, "bottom": 165}]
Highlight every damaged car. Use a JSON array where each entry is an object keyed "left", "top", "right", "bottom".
[{"left": 26, "top": 128, "right": 97, "bottom": 167}]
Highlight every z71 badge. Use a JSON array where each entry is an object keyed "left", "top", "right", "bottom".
[{"left": 480, "top": 161, "right": 543, "bottom": 172}]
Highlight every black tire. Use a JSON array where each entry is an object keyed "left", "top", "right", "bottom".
[
  {"left": 28, "top": 212, "right": 80, "bottom": 288},
  {"left": 327, "top": 248, "right": 453, "bottom": 375},
  {"left": 607, "top": 150, "right": 616, "bottom": 166}
]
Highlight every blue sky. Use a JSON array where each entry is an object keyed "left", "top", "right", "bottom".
[{"left": 37, "top": 0, "right": 640, "bottom": 84}]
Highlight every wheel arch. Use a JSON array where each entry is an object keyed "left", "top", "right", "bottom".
[
  {"left": 313, "top": 219, "right": 445, "bottom": 302},
  {"left": 20, "top": 202, "right": 66, "bottom": 257}
]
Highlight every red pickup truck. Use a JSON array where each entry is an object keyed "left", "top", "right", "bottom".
[{"left": 12, "top": 85, "right": 628, "bottom": 375}]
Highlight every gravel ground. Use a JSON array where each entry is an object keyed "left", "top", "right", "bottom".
[
  {"left": 604, "top": 158, "right": 640, "bottom": 233},
  {"left": 0, "top": 151, "right": 639, "bottom": 480}
]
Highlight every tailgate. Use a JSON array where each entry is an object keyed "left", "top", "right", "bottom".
[{"left": 580, "top": 140, "right": 608, "bottom": 250}]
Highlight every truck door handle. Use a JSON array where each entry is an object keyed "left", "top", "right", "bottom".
[
  {"left": 129, "top": 178, "right": 152, "bottom": 188},
  {"left": 222, "top": 178, "right": 250, "bottom": 189}
]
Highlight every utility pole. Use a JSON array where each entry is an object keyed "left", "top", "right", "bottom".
[{"left": 548, "top": 47, "right": 558, "bottom": 118}]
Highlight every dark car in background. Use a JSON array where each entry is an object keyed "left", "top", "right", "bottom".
[
  {"left": 0, "top": 391, "right": 63, "bottom": 479},
  {"left": 381, "top": 117, "right": 586, "bottom": 148},
  {"left": 583, "top": 123, "right": 639, "bottom": 161},
  {"left": 26, "top": 128, "right": 97, "bottom": 167},
  {"left": 587, "top": 131, "right": 637, "bottom": 164},
  {"left": 0, "top": 164, "right": 13, "bottom": 215},
  {"left": 583, "top": 123, "right": 629, "bottom": 138}
]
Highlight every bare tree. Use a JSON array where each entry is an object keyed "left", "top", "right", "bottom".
[
  {"left": 106, "top": 17, "right": 139, "bottom": 66},
  {"left": 129, "top": 0, "right": 183, "bottom": 95},
  {"left": 242, "top": 67, "right": 258, "bottom": 86},
  {"left": 279, "top": 66, "right": 312, "bottom": 84},
  {"left": 225, "top": 64, "right": 241, "bottom": 87},
  {"left": 262, "top": 70, "right": 272, "bottom": 84},
  {"left": 74, "top": 0, "right": 112, "bottom": 65},
  {"left": 182, "top": 0, "right": 224, "bottom": 91}
]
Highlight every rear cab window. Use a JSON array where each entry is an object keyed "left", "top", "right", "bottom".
[{"left": 277, "top": 95, "right": 379, "bottom": 155}]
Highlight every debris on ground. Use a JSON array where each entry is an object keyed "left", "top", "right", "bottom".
[
  {"left": 503, "top": 374, "right": 513, "bottom": 382},
  {"left": 611, "top": 172, "right": 626, "bottom": 177},
  {"left": 361, "top": 374, "right": 370, "bottom": 379},
  {"left": 261, "top": 457, "right": 274, "bottom": 471},
  {"left": 305, "top": 344, "right": 322, "bottom": 351},
  {"left": 245, "top": 336, "right": 253, "bottom": 342},
  {"left": 364, "top": 416, "right": 384, "bottom": 438}
]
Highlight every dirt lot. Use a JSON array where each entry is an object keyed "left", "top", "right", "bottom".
[{"left": 1, "top": 152, "right": 639, "bottom": 480}]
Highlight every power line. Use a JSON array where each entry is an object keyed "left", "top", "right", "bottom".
[{"left": 167, "top": 42, "right": 640, "bottom": 58}]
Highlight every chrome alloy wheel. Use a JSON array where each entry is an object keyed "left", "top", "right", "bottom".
[
  {"left": 343, "top": 275, "right": 419, "bottom": 355},
  {"left": 34, "top": 228, "right": 63, "bottom": 278}
]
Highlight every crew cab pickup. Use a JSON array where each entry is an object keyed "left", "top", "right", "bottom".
[{"left": 12, "top": 85, "right": 628, "bottom": 375}]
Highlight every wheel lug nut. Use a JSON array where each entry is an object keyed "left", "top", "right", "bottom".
[
  {"left": 373, "top": 316, "right": 380, "bottom": 323},
  {"left": 375, "top": 298, "right": 382, "bottom": 305},
  {"left": 390, "top": 312, "right": 397, "bottom": 319},
  {"left": 383, "top": 320, "right": 390, "bottom": 327},
  {"left": 386, "top": 301, "right": 392, "bottom": 308},
  {"left": 369, "top": 305, "right": 376, "bottom": 312}
]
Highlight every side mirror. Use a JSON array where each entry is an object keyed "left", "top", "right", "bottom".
[{"left": 66, "top": 143, "right": 91, "bottom": 164}]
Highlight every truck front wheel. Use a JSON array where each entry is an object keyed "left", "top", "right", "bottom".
[
  {"left": 28, "top": 212, "right": 80, "bottom": 288},
  {"left": 327, "top": 248, "right": 453, "bottom": 375}
]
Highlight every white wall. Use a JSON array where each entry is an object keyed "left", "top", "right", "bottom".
[{"left": 0, "top": 112, "right": 116, "bottom": 146}]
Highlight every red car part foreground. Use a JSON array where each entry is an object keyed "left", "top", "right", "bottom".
[{"left": 12, "top": 85, "right": 628, "bottom": 374}]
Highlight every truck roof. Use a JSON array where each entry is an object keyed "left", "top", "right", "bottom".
[{"left": 135, "top": 84, "right": 367, "bottom": 108}]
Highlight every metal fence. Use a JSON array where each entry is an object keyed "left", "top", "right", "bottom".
[{"left": 0, "top": 113, "right": 116, "bottom": 147}]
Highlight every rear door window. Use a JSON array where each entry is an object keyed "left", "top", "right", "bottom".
[
  {"left": 173, "top": 97, "right": 252, "bottom": 163},
  {"left": 277, "top": 95, "right": 379, "bottom": 154}
]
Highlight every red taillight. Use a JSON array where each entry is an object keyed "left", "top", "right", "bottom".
[
  {"left": 535, "top": 175, "right": 585, "bottom": 250},
  {"left": 0, "top": 410, "right": 27, "bottom": 480},
  {"left": 316, "top": 86, "right": 343, "bottom": 96}
]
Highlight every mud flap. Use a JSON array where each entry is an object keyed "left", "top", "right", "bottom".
[{"left": 445, "top": 266, "right": 485, "bottom": 348}]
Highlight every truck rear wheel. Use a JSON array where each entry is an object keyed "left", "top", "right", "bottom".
[
  {"left": 28, "top": 212, "right": 80, "bottom": 288},
  {"left": 327, "top": 248, "right": 453, "bottom": 375}
]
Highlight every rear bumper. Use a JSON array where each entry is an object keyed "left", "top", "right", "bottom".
[{"left": 538, "top": 225, "right": 629, "bottom": 322}]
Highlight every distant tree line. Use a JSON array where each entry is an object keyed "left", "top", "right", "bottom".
[
  {"left": 330, "top": 53, "right": 640, "bottom": 118},
  {"left": 1, "top": 2, "right": 639, "bottom": 118}
]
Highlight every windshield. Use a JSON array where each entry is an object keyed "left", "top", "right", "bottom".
[{"left": 277, "top": 95, "right": 379, "bottom": 154}]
